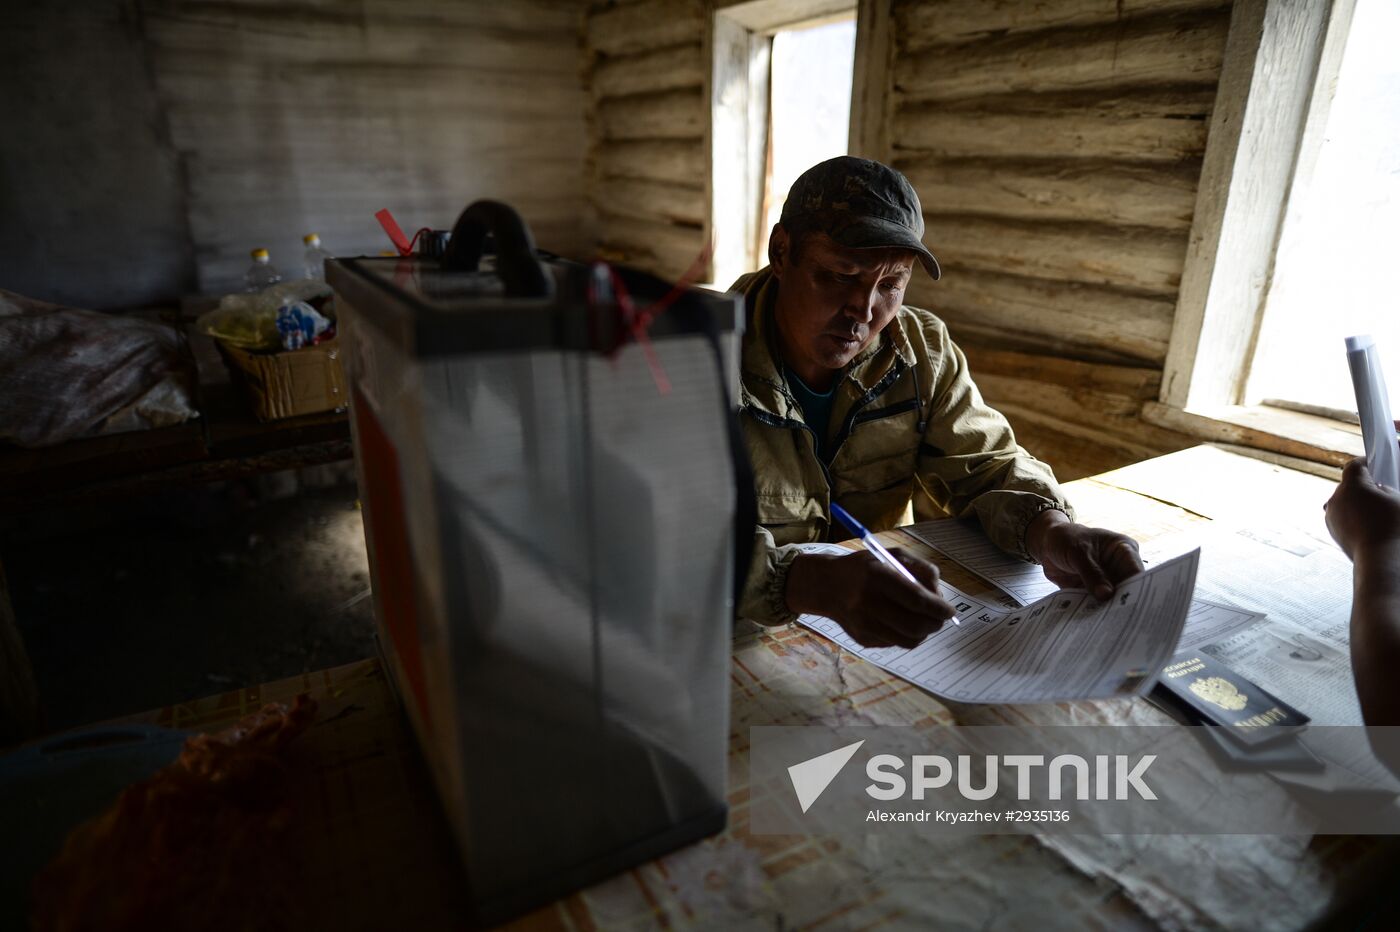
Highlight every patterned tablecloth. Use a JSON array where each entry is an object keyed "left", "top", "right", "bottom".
[{"left": 113, "top": 446, "right": 1395, "bottom": 930}]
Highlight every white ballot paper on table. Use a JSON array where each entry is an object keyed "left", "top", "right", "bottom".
[
  {"left": 795, "top": 543, "right": 1201, "bottom": 704},
  {"left": 903, "top": 517, "right": 1062, "bottom": 605},
  {"left": 903, "top": 519, "right": 1263, "bottom": 649},
  {"left": 1346, "top": 334, "right": 1400, "bottom": 490}
]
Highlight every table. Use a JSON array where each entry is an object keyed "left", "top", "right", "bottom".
[
  {"left": 0, "top": 304, "right": 350, "bottom": 516},
  {"left": 68, "top": 446, "right": 1400, "bottom": 928}
]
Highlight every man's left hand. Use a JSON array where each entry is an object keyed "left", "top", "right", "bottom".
[{"left": 1026, "top": 509, "right": 1144, "bottom": 601}]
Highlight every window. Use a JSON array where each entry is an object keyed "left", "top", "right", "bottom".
[
  {"left": 757, "top": 18, "right": 857, "bottom": 265},
  {"left": 710, "top": 1, "right": 857, "bottom": 288},
  {"left": 1152, "top": 0, "right": 1390, "bottom": 463},
  {"left": 1244, "top": 0, "right": 1400, "bottom": 418}
]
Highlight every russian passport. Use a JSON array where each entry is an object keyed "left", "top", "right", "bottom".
[{"left": 1154, "top": 649, "right": 1309, "bottom": 746}]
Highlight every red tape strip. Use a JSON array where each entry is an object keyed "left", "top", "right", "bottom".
[{"left": 375, "top": 208, "right": 413, "bottom": 256}]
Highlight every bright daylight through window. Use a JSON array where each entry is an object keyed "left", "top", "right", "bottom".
[
  {"left": 758, "top": 17, "right": 856, "bottom": 263},
  {"left": 1245, "top": 0, "right": 1400, "bottom": 418}
]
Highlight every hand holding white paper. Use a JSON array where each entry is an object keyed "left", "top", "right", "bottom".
[{"left": 1345, "top": 335, "right": 1400, "bottom": 490}]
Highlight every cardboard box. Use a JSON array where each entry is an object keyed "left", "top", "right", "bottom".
[{"left": 217, "top": 336, "right": 347, "bottom": 421}]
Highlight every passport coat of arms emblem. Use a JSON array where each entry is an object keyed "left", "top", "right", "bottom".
[{"left": 1189, "top": 676, "right": 1248, "bottom": 711}]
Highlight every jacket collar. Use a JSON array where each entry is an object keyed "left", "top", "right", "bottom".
[{"left": 735, "top": 266, "right": 915, "bottom": 417}]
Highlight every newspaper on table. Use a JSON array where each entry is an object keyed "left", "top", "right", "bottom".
[
  {"left": 1139, "top": 524, "right": 1363, "bottom": 725},
  {"left": 795, "top": 543, "right": 1201, "bottom": 704}
]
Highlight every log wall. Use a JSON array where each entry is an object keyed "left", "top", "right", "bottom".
[
  {"left": 142, "top": 0, "right": 590, "bottom": 293},
  {"left": 886, "top": 0, "right": 1231, "bottom": 477},
  {"left": 583, "top": 0, "right": 711, "bottom": 279},
  {"left": 577, "top": 0, "right": 1235, "bottom": 480}
]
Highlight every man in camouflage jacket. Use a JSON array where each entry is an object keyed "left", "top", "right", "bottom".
[{"left": 735, "top": 156, "right": 1144, "bottom": 648}]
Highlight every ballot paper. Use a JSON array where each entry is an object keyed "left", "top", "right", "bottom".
[
  {"left": 794, "top": 543, "right": 1201, "bottom": 704},
  {"left": 904, "top": 519, "right": 1263, "bottom": 649},
  {"left": 904, "top": 518, "right": 1062, "bottom": 604},
  {"left": 1346, "top": 334, "right": 1400, "bottom": 490}
]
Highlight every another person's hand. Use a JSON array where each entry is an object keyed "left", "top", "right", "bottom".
[
  {"left": 785, "top": 547, "right": 956, "bottom": 649},
  {"left": 1325, "top": 456, "right": 1400, "bottom": 742},
  {"left": 1325, "top": 458, "right": 1400, "bottom": 560},
  {"left": 1026, "top": 509, "right": 1144, "bottom": 601}
]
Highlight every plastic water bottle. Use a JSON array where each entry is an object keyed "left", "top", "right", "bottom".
[
  {"left": 302, "top": 233, "right": 333, "bottom": 280},
  {"left": 245, "top": 248, "right": 282, "bottom": 292}
]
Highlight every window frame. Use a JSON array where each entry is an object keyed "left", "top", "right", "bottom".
[
  {"left": 709, "top": 0, "right": 860, "bottom": 287},
  {"left": 1147, "top": 0, "right": 1364, "bottom": 466}
]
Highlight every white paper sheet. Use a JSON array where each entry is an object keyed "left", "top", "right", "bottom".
[
  {"left": 1346, "top": 334, "right": 1400, "bottom": 489},
  {"left": 794, "top": 543, "right": 1201, "bottom": 704},
  {"left": 904, "top": 518, "right": 1061, "bottom": 604},
  {"left": 903, "top": 519, "right": 1262, "bottom": 649}
]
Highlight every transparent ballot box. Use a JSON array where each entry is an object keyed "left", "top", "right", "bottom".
[{"left": 326, "top": 203, "right": 744, "bottom": 925}]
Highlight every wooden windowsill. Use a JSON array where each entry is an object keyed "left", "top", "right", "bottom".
[{"left": 1142, "top": 401, "right": 1363, "bottom": 468}]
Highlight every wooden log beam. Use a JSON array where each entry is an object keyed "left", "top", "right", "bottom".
[
  {"left": 922, "top": 215, "right": 1188, "bottom": 295},
  {"left": 940, "top": 316, "right": 1152, "bottom": 367},
  {"left": 898, "top": 0, "right": 1228, "bottom": 49},
  {"left": 720, "top": 0, "right": 858, "bottom": 34},
  {"left": 909, "top": 269, "right": 1175, "bottom": 365},
  {"left": 146, "top": 7, "right": 581, "bottom": 80},
  {"left": 916, "top": 322, "right": 1194, "bottom": 473},
  {"left": 592, "top": 42, "right": 705, "bottom": 99},
  {"left": 988, "top": 392, "right": 1195, "bottom": 458},
  {"left": 892, "top": 88, "right": 1215, "bottom": 162},
  {"left": 597, "top": 212, "right": 708, "bottom": 278},
  {"left": 994, "top": 401, "right": 1193, "bottom": 478},
  {"left": 959, "top": 345, "right": 1164, "bottom": 399},
  {"left": 897, "top": 9, "right": 1229, "bottom": 103},
  {"left": 598, "top": 89, "right": 705, "bottom": 140},
  {"left": 146, "top": 1, "right": 582, "bottom": 46},
  {"left": 593, "top": 177, "right": 706, "bottom": 226},
  {"left": 595, "top": 139, "right": 707, "bottom": 186},
  {"left": 981, "top": 374, "right": 1142, "bottom": 423},
  {"left": 1141, "top": 401, "right": 1363, "bottom": 467},
  {"left": 589, "top": 0, "right": 705, "bottom": 57},
  {"left": 992, "top": 417, "right": 1147, "bottom": 482},
  {"left": 898, "top": 157, "right": 1201, "bottom": 231}
]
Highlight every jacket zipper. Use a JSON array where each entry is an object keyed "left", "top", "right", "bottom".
[
  {"left": 743, "top": 361, "right": 911, "bottom": 541},
  {"left": 827, "top": 360, "right": 909, "bottom": 463},
  {"left": 741, "top": 406, "right": 834, "bottom": 489},
  {"left": 851, "top": 396, "right": 919, "bottom": 426}
]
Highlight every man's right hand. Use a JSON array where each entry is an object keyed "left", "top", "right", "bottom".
[{"left": 785, "top": 547, "right": 956, "bottom": 648}]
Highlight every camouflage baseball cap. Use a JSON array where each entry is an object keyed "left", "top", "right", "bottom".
[{"left": 780, "top": 156, "right": 941, "bottom": 280}]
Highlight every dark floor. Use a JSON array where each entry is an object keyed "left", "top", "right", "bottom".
[{"left": 2, "top": 469, "right": 377, "bottom": 733}]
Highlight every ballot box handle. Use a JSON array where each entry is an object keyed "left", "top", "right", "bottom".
[{"left": 441, "top": 200, "right": 552, "bottom": 299}]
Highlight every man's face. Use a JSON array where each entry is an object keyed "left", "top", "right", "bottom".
[{"left": 769, "top": 227, "right": 915, "bottom": 391}]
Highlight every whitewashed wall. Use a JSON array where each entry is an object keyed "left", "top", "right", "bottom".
[{"left": 144, "top": 0, "right": 591, "bottom": 293}]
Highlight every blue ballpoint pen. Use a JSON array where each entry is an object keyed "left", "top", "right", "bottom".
[{"left": 829, "top": 503, "right": 960, "bottom": 626}]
